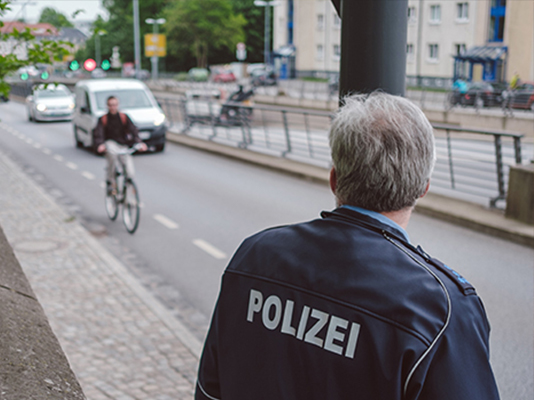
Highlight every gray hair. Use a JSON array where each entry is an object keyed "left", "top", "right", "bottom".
[{"left": 329, "top": 91, "right": 436, "bottom": 212}]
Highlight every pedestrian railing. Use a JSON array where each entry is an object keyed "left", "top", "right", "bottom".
[{"left": 161, "top": 97, "right": 530, "bottom": 208}]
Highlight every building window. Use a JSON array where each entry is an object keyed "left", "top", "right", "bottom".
[
  {"left": 317, "top": 14, "right": 324, "bottom": 30},
  {"left": 333, "top": 13, "right": 341, "bottom": 28},
  {"left": 428, "top": 44, "right": 439, "bottom": 61},
  {"left": 489, "top": 0, "right": 506, "bottom": 42},
  {"left": 333, "top": 44, "right": 341, "bottom": 59},
  {"left": 455, "top": 43, "right": 466, "bottom": 56},
  {"left": 429, "top": 5, "right": 441, "bottom": 23},
  {"left": 408, "top": 6, "right": 416, "bottom": 23},
  {"left": 456, "top": 3, "right": 469, "bottom": 20},
  {"left": 316, "top": 44, "right": 324, "bottom": 59},
  {"left": 407, "top": 43, "right": 414, "bottom": 61}
]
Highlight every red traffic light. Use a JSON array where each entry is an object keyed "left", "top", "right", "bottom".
[{"left": 83, "top": 58, "right": 97, "bottom": 72}]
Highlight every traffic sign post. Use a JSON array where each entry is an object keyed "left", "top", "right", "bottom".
[
  {"left": 144, "top": 33, "right": 166, "bottom": 80},
  {"left": 236, "top": 42, "right": 247, "bottom": 61}
]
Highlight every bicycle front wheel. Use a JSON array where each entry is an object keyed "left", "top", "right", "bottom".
[
  {"left": 122, "top": 179, "right": 140, "bottom": 234},
  {"left": 105, "top": 183, "right": 119, "bottom": 221}
]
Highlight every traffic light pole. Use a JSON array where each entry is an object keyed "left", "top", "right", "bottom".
[
  {"left": 333, "top": 0, "right": 408, "bottom": 100},
  {"left": 133, "top": 0, "right": 141, "bottom": 78}
]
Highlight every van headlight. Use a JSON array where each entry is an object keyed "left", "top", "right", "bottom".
[
  {"left": 68, "top": 102, "right": 75, "bottom": 109},
  {"left": 153, "top": 113, "right": 166, "bottom": 126},
  {"left": 36, "top": 103, "right": 47, "bottom": 112}
]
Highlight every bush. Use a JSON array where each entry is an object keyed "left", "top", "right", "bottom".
[{"left": 174, "top": 72, "right": 189, "bottom": 81}]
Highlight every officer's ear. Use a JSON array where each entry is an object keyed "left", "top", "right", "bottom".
[
  {"left": 420, "top": 180, "right": 430, "bottom": 198},
  {"left": 329, "top": 167, "right": 337, "bottom": 195}
]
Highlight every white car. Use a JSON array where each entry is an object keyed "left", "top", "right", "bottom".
[
  {"left": 72, "top": 79, "right": 167, "bottom": 152},
  {"left": 26, "top": 84, "right": 75, "bottom": 122}
]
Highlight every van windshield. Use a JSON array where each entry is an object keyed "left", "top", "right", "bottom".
[{"left": 94, "top": 89, "right": 153, "bottom": 110}]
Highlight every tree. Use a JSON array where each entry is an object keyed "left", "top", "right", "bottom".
[
  {"left": 163, "top": 0, "right": 246, "bottom": 68},
  {"left": 230, "top": 0, "right": 266, "bottom": 63},
  {"left": 38, "top": 7, "right": 74, "bottom": 29},
  {"left": 0, "top": 1, "right": 73, "bottom": 98}
]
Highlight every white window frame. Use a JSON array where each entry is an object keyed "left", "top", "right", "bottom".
[
  {"left": 455, "top": 43, "right": 466, "bottom": 56},
  {"left": 316, "top": 44, "right": 324, "bottom": 60},
  {"left": 333, "top": 44, "right": 341, "bottom": 60},
  {"left": 408, "top": 6, "right": 417, "bottom": 24},
  {"left": 429, "top": 5, "right": 441, "bottom": 24},
  {"left": 407, "top": 43, "right": 414, "bottom": 62},
  {"left": 333, "top": 13, "right": 341, "bottom": 29},
  {"left": 456, "top": 2, "right": 469, "bottom": 22},
  {"left": 428, "top": 43, "right": 439, "bottom": 62},
  {"left": 317, "top": 14, "right": 325, "bottom": 30}
]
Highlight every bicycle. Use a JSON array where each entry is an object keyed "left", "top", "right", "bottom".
[{"left": 104, "top": 143, "right": 143, "bottom": 234}]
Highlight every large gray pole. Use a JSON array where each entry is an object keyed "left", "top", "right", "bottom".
[
  {"left": 336, "top": 0, "right": 408, "bottom": 99},
  {"left": 133, "top": 0, "right": 141, "bottom": 77},
  {"left": 265, "top": 5, "right": 271, "bottom": 65}
]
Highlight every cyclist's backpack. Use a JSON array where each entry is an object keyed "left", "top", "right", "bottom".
[{"left": 101, "top": 112, "right": 127, "bottom": 126}]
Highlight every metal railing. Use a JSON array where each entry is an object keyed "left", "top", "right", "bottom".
[{"left": 157, "top": 96, "right": 528, "bottom": 208}]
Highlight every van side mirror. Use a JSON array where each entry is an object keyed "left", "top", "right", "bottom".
[{"left": 80, "top": 106, "right": 90, "bottom": 114}]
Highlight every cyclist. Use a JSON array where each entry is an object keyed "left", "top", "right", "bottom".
[{"left": 94, "top": 96, "right": 147, "bottom": 193}]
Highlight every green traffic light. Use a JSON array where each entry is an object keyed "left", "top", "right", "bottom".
[
  {"left": 69, "top": 60, "right": 80, "bottom": 71},
  {"left": 41, "top": 71, "right": 49, "bottom": 80},
  {"left": 101, "top": 60, "right": 111, "bottom": 71},
  {"left": 20, "top": 73, "right": 29, "bottom": 81}
]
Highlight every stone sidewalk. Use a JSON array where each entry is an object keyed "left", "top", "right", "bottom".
[{"left": 0, "top": 150, "right": 201, "bottom": 399}]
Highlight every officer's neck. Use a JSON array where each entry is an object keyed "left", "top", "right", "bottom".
[{"left": 380, "top": 208, "right": 413, "bottom": 230}]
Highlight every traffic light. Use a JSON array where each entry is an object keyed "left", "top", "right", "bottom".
[
  {"left": 101, "top": 59, "right": 111, "bottom": 71},
  {"left": 40, "top": 71, "right": 49, "bottom": 80},
  {"left": 83, "top": 58, "right": 97, "bottom": 72},
  {"left": 20, "top": 72, "right": 29, "bottom": 81},
  {"left": 69, "top": 60, "right": 80, "bottom": 71}
]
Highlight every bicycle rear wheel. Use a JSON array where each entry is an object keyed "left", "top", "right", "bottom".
[
  {"left": 122, "top": 179, "right": 140, "bottom": 234},
  {"left": 105, "top": 182, "right": 119, "bottom": 220}
]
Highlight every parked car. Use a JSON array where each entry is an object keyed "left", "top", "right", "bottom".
[
  {"left": 250, "top": 67, "right": 277, "bottom": 86},
  {"left": 188, "top": 67, "right": 209, "bottom": 82},
  {"left": 510, "top": 82, "right": 534, "bottom": 111},
  {"left": 26, "top": 84, "right": 75, "bottom": 122},
  {"left": 211, "top": 68, "right": 236, "bottom": 83},
  {"left": 72, "top": 79, "right": 167, "bottom": 152},
  {"left": 460, "top": 81, "right": 507, "bottom": 108}
]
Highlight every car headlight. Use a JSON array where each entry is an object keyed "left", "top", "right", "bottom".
[
  {"left": 36, "top": 103, "right": 47, "bottom": 112},
  {"left": 154, "top": 113, "right": 166, "bottom": 126},
  {"left": 68, "top": 103, "right": 75, "bottom": 109}
]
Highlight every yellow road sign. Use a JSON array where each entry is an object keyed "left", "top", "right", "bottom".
[{"left": 144, "top": 34, "right": 166, "bottom": 57}]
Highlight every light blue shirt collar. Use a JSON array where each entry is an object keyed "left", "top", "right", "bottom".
[{"left": 340, "top": 205, "right": 410, "bottom": 243}]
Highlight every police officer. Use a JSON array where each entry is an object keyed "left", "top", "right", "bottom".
[{"left": 195, "top": 92, "right": 500, "bottom": 400}]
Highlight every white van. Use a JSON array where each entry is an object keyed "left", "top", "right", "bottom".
[{"left": 72, "top": 79, "right": 167, "bottom": 152}]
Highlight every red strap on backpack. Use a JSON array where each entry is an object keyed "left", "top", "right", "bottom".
[{"left": 101, "top": 112, "right": 127, "bottom": 126}]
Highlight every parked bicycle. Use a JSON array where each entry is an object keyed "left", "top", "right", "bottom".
[{"left": 104, "top": 143, "right": 143, "bottom": 234}]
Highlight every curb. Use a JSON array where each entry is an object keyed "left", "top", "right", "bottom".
[{"left": 166, "top": 130, "right": 534, "bottom": 248}]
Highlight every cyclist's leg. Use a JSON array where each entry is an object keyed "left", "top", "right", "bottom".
[
  {"left": 122, "top": 153, "right": 135, "bottom": 181},
  {"left": 104, "top": 140, "right": 121, "bottom": 189}
]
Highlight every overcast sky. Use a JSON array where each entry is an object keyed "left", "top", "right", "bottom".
[{"left": 1, "top": 0, "right": 109, "bottom": 23}]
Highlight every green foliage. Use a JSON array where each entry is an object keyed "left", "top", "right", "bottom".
[
  {"left": 0, "top": 1, "right": 73, "bottom": 98},
  {"left": 38, "top": 7, "right": 74, "bottom": 29},
  {"left": 230, "top": 0, "right": 266, "bottom": 63},
  {"left": 163, "top": 0, "right": 245, "bottom": 68}
]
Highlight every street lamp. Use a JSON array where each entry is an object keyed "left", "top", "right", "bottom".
[
  {"left": 94, "top": 30, "right": 106, "bottom": 66},
  {"left": 145, "top": 18, "right": 166, "bottom": 80},
  {"left": 254, "top": 1, "right": 280, "bottom": 66}
]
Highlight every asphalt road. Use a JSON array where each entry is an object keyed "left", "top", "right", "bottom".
[{"left": 0, "top": 100, "right": 533, "bottom": 400}]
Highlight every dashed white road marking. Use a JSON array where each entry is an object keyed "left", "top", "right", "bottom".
[
  {"left": 66, "top": 162, "right": 78, "bottom": 170},
  {"left": 53, "top": 155, "right": 64, "bottom": 162},
  {"left": 99, "top": 182, "right": 106, "bottom": 189},
  {"left": 193, "top": 239, "right": 227, "bottom": 260},
  {"left": 153, "top": 214, "right": 179, "bottom": 230},
  {"left": 33, "top": 143, "right": 42, "bottom": 149},
  {"left": 82, "top": 171, "right": 96, "bottom": 180},
  {"left": 25, "top": 137, "right": 34, "bottom": 144},
  {"left": 42, "top": 148, "right": 52, "bottom": 155}
]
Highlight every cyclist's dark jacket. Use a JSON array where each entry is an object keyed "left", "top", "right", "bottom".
[
  {"left": 94, "top": 112, "right": 141, "bottom": 148},
  {"left": 196, "top": 207, "right": 500, "bottom": 400}
]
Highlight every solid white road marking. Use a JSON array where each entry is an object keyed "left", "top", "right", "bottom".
[
  {"left": 53, "top": 155, "right": 64, "bottom": 162},
  {"left": 82, "top": 171, "right": 96, "bottom": 180},
  {"left": 66, "top": 162, "right": 78, "bottom": 170},
  {"left": 153, "top": 214, "right": 179, "bottom": 230},
  {"left": 193, "top": 239, "right": 227, "bottom": 260}
]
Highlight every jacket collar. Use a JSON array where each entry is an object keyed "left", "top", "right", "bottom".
[{"left": 321, "top": 207, "right": 410, "bottom": 244}]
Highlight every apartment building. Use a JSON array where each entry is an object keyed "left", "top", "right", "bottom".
[{"left": 273, "top": 0, "right": 534, "bottom": 83}]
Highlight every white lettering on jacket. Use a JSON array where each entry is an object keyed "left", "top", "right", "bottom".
[{"left": 246, "top": 289, "right": 361, "bottom": 359}]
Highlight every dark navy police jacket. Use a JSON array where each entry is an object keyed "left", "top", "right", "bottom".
[{"left": 196, "top": 207, "right": 500, "bottom": 400}]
